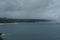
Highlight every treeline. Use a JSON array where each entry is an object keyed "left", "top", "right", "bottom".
[
  {"left": 0, "top": 17, "right": 52, "bottom": 23},
  {"left": 0, "top": 18, "right": 16, "bottom": 23}
]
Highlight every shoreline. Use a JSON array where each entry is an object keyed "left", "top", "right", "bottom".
[
  {"left": 0, "top": 22, "right": 60, "bottom": 24},
  {"left": 0, "top": 23, "right": 19, "bottom": 25}
]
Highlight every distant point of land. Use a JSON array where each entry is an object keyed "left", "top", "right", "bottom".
[{"left": 0, "top": 17, "right": 52, "bottom": 23}]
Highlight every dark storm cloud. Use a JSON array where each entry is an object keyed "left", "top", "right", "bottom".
[{"left": 0, "top": 0, "right": 59, "bottom": 21}]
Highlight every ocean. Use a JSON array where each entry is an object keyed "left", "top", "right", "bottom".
[{"left": 0, "top": 23, "right": 60, "bottom": 40}]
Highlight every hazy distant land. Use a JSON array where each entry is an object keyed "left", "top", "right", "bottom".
[{"left": 0, "top": 17, "right": 52, "bottom": 23}]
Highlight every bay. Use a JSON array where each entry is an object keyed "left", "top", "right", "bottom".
[{"left": 0, "top": 23, "right": 60, "bottom": 40}]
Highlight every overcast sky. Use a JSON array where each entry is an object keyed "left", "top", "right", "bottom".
[{"left": 0, "top": 0, "right": 60, "bottom": 21}]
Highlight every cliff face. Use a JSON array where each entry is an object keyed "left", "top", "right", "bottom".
[{"left": 0, "top": 18, "right": 52, "bottom": 23}]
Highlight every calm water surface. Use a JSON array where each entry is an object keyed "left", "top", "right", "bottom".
[{"left": 0, "top": 23, "right": 60, "bottom": 40}]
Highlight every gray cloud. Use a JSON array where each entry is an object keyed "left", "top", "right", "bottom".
[{"left": 0, "top": 0, "right": 59, "bottom": 21}]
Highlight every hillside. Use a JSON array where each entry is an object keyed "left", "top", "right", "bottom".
[{"left": 0, "top": 18, "right": 52, "bottom": 23}]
